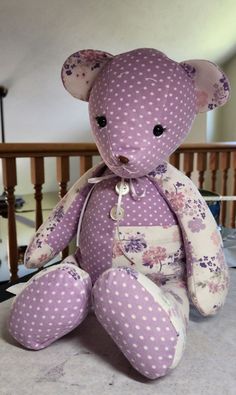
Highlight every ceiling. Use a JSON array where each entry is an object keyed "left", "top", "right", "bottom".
[{"left": 0, "top": 0, "right": 236, "bottom": 143}]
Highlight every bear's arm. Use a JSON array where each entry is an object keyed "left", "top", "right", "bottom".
[
  {"left": 153, "top": 162, "right": 229, "bottom": 316},
  {"left": 24, "top": 163, "right": 104, "bottom": 269}
]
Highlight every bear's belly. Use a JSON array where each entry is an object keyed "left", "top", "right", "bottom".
[
  {"left": 112, "top": 225, "right": 185, "bottom": 283},
  {"left": 78, "top": 173, "right": 183, "bottom": 283}
]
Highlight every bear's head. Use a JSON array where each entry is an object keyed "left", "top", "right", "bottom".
[{"left": 62, "top": 48, "right": 230, "bottom": 178}]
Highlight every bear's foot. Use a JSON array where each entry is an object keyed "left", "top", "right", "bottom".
[
  {"left": 8, "top": 261, "right": 92, "bottom": 350},
  {"left": 93, "top": 267, "right": 187, "bottom": 379}
]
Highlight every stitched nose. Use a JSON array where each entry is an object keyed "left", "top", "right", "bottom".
[{"left": 118, "top": 155, "right": 129, "bottom": 164}]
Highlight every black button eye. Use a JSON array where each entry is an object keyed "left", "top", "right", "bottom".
[
  {"left": 153, "top": 124, "right": 166, "bottom": 137},
  {"left": 96, "top": 115, "right": 107, "bottom": 128}
]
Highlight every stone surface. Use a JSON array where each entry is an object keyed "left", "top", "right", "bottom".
[{"left": 1, "top": 269, "right": 236, "bottom": 395}]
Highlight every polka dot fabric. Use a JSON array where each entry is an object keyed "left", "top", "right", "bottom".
[
  {"left": 8, "top": 262, "right": 92, "bottom": 350},
  {"left": 92, "top": 268, "right": 188, "bottom": 380},
  {"left": 47, "top": 196, "right": 86, "bottom": 252},
  {"left": 89, "top": 48, "right": 197, "bottom": 178}
]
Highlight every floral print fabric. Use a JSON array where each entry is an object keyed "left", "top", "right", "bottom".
[
  {"left": 151, "top": 162, "right": 229, "bottom": 316},
  {"left": 61, "top": 50, "right": 113, "bottom": 101},
  {"left": 24, "top": 163, "right": 105, "bottom": 268},
  {"left": 180, "top": 59, "right": 230, "bottom": 113},
  {"left": 112, "top": 225, "right": 185, "bottom": 282}
]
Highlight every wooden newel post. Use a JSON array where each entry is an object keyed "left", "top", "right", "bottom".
[{"left": 2, "top": 157, "right": 18, "bottom": 282}]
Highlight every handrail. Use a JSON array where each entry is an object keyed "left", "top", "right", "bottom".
[
  {"left": 0, "top": 142, "right": 236, "bottom": 158},
  {"left": 0, "top": 142, "right": 98, "bottom": 157},
  {"left": 175, "top": 142, "right": 236, "bottom": 153}
]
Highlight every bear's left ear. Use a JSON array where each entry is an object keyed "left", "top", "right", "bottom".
[
  {"left": 180, "top": 60, "right": 230, "bottom": 113},
  {"left": 61, "top": 49, "right": 113, "bottom": 101}
]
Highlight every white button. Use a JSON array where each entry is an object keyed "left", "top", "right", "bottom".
[
  {"left": 110, "top": 205, "right": 125, "bottom": 221},
  {"left": 115, "top": 181, "right": 130, "bottom": 196}
]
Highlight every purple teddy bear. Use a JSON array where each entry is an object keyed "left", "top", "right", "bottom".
[{"left": 8, "top": 48, "right": 230, "bottom": 380}]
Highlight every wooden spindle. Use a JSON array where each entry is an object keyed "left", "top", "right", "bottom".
[
  {"left": 2, "top": 158, "right": 18, "bottom": 282},
  {"left": 197, "top": 152, "right": 207, "bottom": 189},
  {"left": 57, "top": 156, "right": 70, "bottom": 259},
  {"left": 169, "top": 152, "right": 180, "bottom": 169},
  {"left": 230, "top": 151, "right": 236, "bottom": 228},
  {"left": 183, "top": 152, "right": 194, "bottom": 179},
  {"left": 80, "top": 156, "right": 92, "bottom": 176},
  {"left": 57, "top": 156, "right": 70, "bottom": 199},
  {"left": 31, "top": 157, "right": 45, "bottom": 230},
  {"left": 220, "top": 152, "right": 231, "bottom": 227},
  {"left": 209, "top": 152, "right": 219, "bottom": 192}
]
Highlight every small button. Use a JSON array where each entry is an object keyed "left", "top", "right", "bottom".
[
  {"left": 115, "top": 181, "right": 130, "bottom": 196},
  {"left": 110, "top": 205, "right": 125, "bottom": 221}
]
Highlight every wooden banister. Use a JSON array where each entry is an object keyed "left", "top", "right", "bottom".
[
  {"left": 80, "top": 156, "right": 93, "bottom": 176},
  {"left": 2, "top": 157, "right": 18, "bottom": 282},
  {"left": 220, "top": 152, "right": 231, "bottom": 227},
  {"left": 57, "top": 156, "right": 70, "bottom": 199},
  {"left": 31, "top": 157, "right": 45, "bottom": 230},
  {"left": 169, "top": 152, "right": 180, "bottom": 168},
  {"left": 0, "top": 142, "right": 98, "bottom": 157},
  {"left": 56, "top": 156, "right": 70, "bottom": 260},
  {"left": 197, "top": 152, "right": 208, "bottom": 189},
  {"left": 0, "top": 142, "right": 236, "bottom": 158},
  {"left": 209, "top": 152, "right": 219, "bottom": 192},
  {"left": 183, "top": 152, "right": 194, "bottom": 179},
  {"left": 175, "top": 142, "right": 236, "bottom": 153},
  {"left": 231, "top": 151, "right": 236, "bottom": 228},
  {"left": 1, "top": 141, "right": 236, "bottom": 284}
]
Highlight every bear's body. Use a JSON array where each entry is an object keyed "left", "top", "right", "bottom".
[
  {"left": 8, "top": 48, "right": 230, "bottom": 380},
  {"left": 77, "top": 167, "right": 180, "bottom": 284}
]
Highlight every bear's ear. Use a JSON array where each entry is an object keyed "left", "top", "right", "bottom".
[
  {"left": 61, "top": 49, "right": 113, "bottom": 101},
  {"left": 180, "top": 60, "right": 230, "bottom": 113}
]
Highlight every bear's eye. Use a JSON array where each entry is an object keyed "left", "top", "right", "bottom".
[
  {"left": 96, "top": 115, "right": 107, "bottom": 128},
  {"left": 153, "top": 124, "right": 166, "bottom": 137}
]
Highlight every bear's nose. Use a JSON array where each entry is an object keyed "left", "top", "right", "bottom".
[{"left": 118, "top": 155, "right": 129, "bottom": 164}]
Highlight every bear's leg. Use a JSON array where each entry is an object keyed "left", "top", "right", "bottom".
[
  {"left": 8, "top": 255, "right": 92, "bottom": 350},
  {"left": 92, "top": 267, "right": 189, "bottom": 379}
]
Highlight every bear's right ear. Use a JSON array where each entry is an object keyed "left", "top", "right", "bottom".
[{"left": 61, "top": 49, "right": 113, "bottom": 101}]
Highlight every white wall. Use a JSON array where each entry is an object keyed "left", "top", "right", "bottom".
[
  {"left": 206, "top": 53, "right": 236, "bottom": 142},
  {"left": 185, "top": 114, "right": 207, "bottom": 143},
  {"left": 0, "top": 0, "right": 236, "bottom": 193},
  {"left": 215, "top": 55, "right": 236, "bottom": 141}
]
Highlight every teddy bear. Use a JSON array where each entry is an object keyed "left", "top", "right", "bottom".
[{"left": 8, "top": 48, "right": 230, "bottom": 380}]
